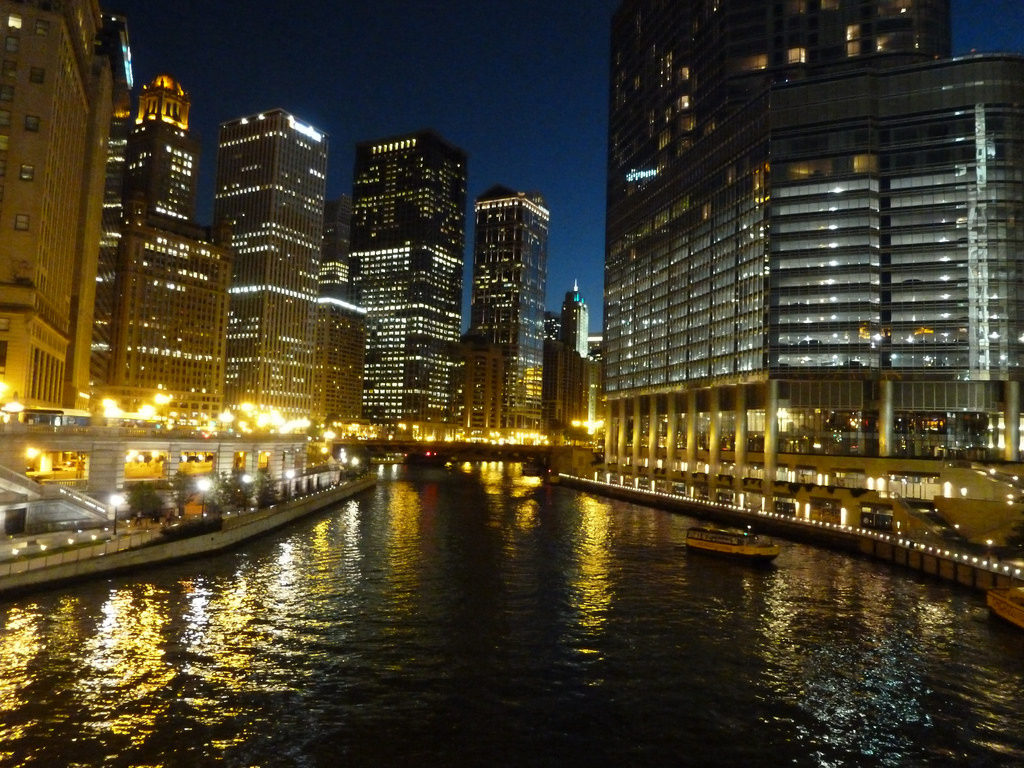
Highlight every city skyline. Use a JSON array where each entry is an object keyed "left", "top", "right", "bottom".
[{"left": 110, "top": 1, "right": 1024, "bottom": 331}]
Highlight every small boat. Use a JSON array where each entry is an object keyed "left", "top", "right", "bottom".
[
  {"left": 987, "top": 586, "right": 1024, "bottom": 630},
  {"left": 685, "top": 526, "right": 780, "bottom": 562}
]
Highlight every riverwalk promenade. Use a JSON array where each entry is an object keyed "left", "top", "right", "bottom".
[
  {"left": 0, "top": 473, "right": 376, "bottom": 598},
  {"left": 561, "top": 473, "right": 1024, "bottom": 593}
]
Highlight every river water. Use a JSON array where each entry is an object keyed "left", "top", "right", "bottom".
[{"left": 1, "top": 463, "right": 1022, "bottom": 767}]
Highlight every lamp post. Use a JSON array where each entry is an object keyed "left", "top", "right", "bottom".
[
  {"left": 110, "top": 493, "right": 125, "bottom": 536},
  {"left": 196, "top": 476, "right": 212, "bottom": 517}
]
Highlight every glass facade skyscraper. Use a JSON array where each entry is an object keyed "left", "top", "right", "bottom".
[
  {"left": 215, "top": 109, "right": 328, "bottom": 420},
  {"left": 470, "top": 185, "right": 548, "bottom": 431},
  {"left": 604, "top": 0, "right": 1024, "bottom": 524},
  {"left": 351, "top": 130, "right": 467, "bottom": 425}
]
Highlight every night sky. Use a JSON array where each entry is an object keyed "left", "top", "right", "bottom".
[{"left": 110, "top": 0, "right": 1024, "bottom": 331}]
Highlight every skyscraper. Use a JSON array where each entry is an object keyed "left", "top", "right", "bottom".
[
  {"left": 102, "top": 74, "right": 232, "bottom": 423},
  {"left": 215, "top": 109, "right": 328, "bottom": 420},
  {"left": 470, "top": 185, "right": 548, "bottom": 431},
  {"left": 313, "top": 296, "right": 366, "bottom": 425},
  {"left": 0, "top": 1, "right": 113, "bottom": 411},
  {"left": 90, "top": 12, "right": 133, "bottom": 387},
  {"left": 560, "top": 281, "right": 589, "bottom": 359},
  {"left": 605, "top": 1, "right": 1024, "bottom": 520},
  {"left": 123, "top": 74, "right": 200, "bottom": 221},
  {"left": 319, "top": 194, "right": 352, "bottom": 301},
  {"left": 351, "top": 130, "right": 467, "bottom": 425}
]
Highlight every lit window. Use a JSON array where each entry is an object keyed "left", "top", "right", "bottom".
[
  {"left": 19, "top": 164, "right": 32, "bottom": 180},
  {"left": 14, "top": 213, "right": 28, "bottom": 230},
  {"left": 7, "top": 15, "right": 21, "bottom": 29}
]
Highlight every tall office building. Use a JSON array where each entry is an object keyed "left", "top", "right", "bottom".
[
  {"left": 470, "top": 185, "right": 548, "bottom": 431},
  {"left": 351, "top": 130, "right": 467, "bottom": 425},
  {"left": 320, "top": 194, "right": 352, "bottom": 301},
  {"left": 102, "top": 74, "right": 232, "bottom": 423},
  {"left": 560, "top": 281, "right": 589, "bottom": 358},
  {"left": 313, "top": 296, "right": 366, "bottom": 425},
  {"left": 605, "top": 1, "right": 1024, "bottom": 522},
  {"left": 123, "top": 74, "right": 199, "bottom": 221},
  {"left": 215, "top": 109, "right": 328, "bottom": 419},
  {"left": 0, "top": 1, "right": 113, "bottom": 411},
  {"left": 90, "top": 13, "right": 133, "bottom": 386}
]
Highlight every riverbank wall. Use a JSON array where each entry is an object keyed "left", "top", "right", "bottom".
[
  {"left": 0, "top": 474, "right": 376, "bottom": 598},
  {"left": 560, "top": 474, "right": 1024, "bottom": 593}
]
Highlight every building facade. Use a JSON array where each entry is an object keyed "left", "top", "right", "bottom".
[
  {"left": 0, "top": 0, "right": 113, "bottom": 411},
  {"left": 470, "top": 185, "right": 548, "bottom": 432},
  {"left": 604, "top": 0, "right": 1024, "bottom": 530},
  {"left": 123, "top": 74, "right": 199, "bottom": 221},
  {"left": 458, "top": 333, "right": 505, "bottom": 433},
  {"left": 313, "top": 296, "right": 366, "bottom": 425},
  {"left": 320, "top": 194, "right": 352, "bottom": 301},
  {"left": 560, "top": 282, "right": 589, "bottom": 358},
  {"left": 214, "top": 109, "right": 328, "bottom": 420},
  {"left": 350, "top": 130, "right": 467, "bottom": 425},
  {"left": 101, "top": 74, "right": 232, "bottom": 425},
  {"left": 90, "top": 12, "right": 133, "bottom": 387}
]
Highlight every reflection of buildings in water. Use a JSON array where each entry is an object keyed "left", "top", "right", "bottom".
[
  {"left": 571, "top": 495, "right": 613, "bottom": 635},
  {"left": 83, "top": 587, "right": 175, "bottom": 743},
  {"left": 0, "top": 607, "right": 41, "bottom": 721}
]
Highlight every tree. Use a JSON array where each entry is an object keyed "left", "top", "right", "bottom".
[
  {"left": 253, "top": 468, "right": 278, "bottom": 508},
  {"left": 126, "top": 482, "right": 163, "bottom": 521},
  {"left": 169, "top": 470, "right": 193, "bottom": 518}
]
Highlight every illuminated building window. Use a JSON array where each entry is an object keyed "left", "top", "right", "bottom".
[
  {"left": 14, "top": 213, "right": 28, "bottom": 230},
  {"left": 19, "top": 164, "right": 32, "bottom": 180}
]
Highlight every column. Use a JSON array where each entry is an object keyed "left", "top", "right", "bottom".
[
  {"left": 764, "top": 380, "right": 779, "bottom": 491},
  {"left": 617, "top": 398, "right": 628, "bottom": 471},
  {"left": 648, "top": 395, "right": 658, "bottom": 474},
  {"left": 735, "top": 385, "right": 747, "bottom": 481},
  {"left": 631, "top": 397, "right": 642, "bottom": 473},
  {"left": 666, "top": 393, "right": 678, "bottom": 477},
  {"left": 1005, "top": 381, "right": 1021, "bottom": 463},
  {"left": 604, "top": 400, "right": 615, "bottom": 468},
  {"left": 708, "top": 386, "right": 720, "bottom": 474},
  {"left": 685, "top": 389, "right": 697, "bottom": 473},
  {"left": 879, "top": 379, "right": 894, "bottom": 458}
]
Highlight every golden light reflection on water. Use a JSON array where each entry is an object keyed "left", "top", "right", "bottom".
[
  {"left": 0, "top": 605, "right": 42, "bottom": 751},
  {"left": 571, "top": 495, "right": 613, "bottom": 635},
  {"left": 84, "top": 586, "right": 175, "bottom": 746}
]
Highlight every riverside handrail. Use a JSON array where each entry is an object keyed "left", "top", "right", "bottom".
[
  {"left": 564, "top": 473, "right": 1024, "bottom": 585},
  {"left": 0, "top": 529, "right": 159, "bottom": 579}
]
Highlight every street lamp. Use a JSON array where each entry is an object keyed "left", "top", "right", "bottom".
[
  {"left": 110, "top": 493, "right": 125, "bottom": 536},
  {"left": 196, "top": 476, "right": 212, "bottom": 517}
]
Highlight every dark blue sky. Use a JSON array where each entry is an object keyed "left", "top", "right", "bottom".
[{"left": 111, "top": 0, "right": 1024, "bottom": 331}]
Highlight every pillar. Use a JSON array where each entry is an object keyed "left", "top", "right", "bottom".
[
  {"left": 879, "top": 379, "right": 894, "bottom": 458},
  {"left": 1005, "top": 381, "right": 1021, "bottom": 463},
  {"left": 617, "top": 398, "right": 628, "bottom": 470},
  {"left": 708, "top": 386, "right": 720, "bottom": 474},
  {"left": 666, "top": 393, "right": 678, "bottom": 476},
  {"left": 632, "top": 397, "right": 642, "bottom": 472},
  {"left": 764, "top": 380, "right": 779, "bottom": 489},
  {"left": 685, "top": 389, "right": 697, "bottom": 474},
  {"left": 648, "top": 395, "right": 658, "bottom": 473},
  {"left": 735, "top": 385, "right": 747, "bottom": 480},
  {"left": 604, "top": 400, "right": 614, "bottom": 467}
]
